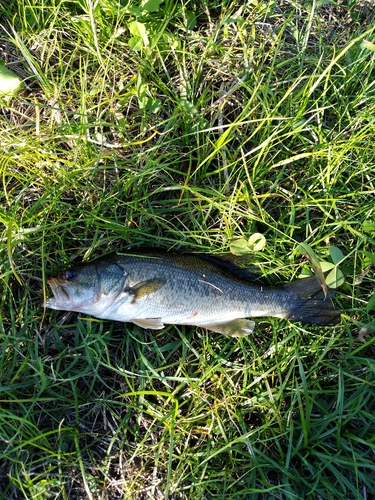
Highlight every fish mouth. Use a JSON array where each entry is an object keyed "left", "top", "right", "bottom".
[{"left": 44, "top": 278, "right": 71, "bottom": 309}]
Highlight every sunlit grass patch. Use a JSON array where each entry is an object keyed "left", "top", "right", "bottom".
[{"left": 1, "top": 0, "right": 375, "bottom": 498}]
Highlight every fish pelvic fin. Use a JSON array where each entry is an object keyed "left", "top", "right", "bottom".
[
  {"left": 284, "top": 276, "right": 341, "bottom": 326},
  {"left": 132, "top": 318, "right": 165, "bottom": 330},
  {"left": 205, "top": 319, "right": 256, "bottom": 337},
  {"left": 127, "top": 277, "right": 166, "bottom": 302}
]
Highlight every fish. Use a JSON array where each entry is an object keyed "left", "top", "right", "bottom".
[{"left": 44, "top": 250, "right": 341, "bottom": 336}]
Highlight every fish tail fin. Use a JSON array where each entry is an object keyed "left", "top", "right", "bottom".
[{"left": 284, "top": 277, "right": 341, "bottom": 326}]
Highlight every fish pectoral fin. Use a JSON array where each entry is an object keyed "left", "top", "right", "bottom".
[
  {"left": 205, "top": 319, "right": 256, "bottom": 337},
  {"left": 128, "top": 277, "right": 166, "bottom": 302},
  {"left": 132, "top": 318, "right": 165, "bottom": 330}
]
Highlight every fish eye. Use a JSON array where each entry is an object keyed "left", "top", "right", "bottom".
[{"left": 65, "top": 270, "right": 77, "bottom": 281}]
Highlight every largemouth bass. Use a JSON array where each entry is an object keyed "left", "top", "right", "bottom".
[{"left": 45, "top": 250, "right": 341, "bottom": 336}]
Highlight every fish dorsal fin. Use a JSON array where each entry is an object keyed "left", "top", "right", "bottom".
[
  {"left": 199, "top": 254, "right": 261, "bottom": 281},
  {"left": 132, "top": 318, "right": 165, "bottom": 330},
  {"left": 205, "top": 319, "right": 256, "bottom": 337},
  {"left": 127, "top": 277, "right": 166, "bottom": 302}
]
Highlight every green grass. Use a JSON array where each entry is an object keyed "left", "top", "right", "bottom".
[{"left": 1, "top": 0, "right": 375, "bottom": 498}]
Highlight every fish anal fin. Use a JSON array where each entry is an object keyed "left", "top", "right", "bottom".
[
  {"left": 132, "top": 318, "right": 165, "bottom": 330},
  {"left": 127, "top": 277, "right": 166, "bottom": 302},
  {"left": 205, "top": 319, "right": 255, "bottom": 337}
]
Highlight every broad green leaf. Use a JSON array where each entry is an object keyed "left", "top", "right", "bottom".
[
  {"left": 320, "top": 261, "right": 335, "bottom": 272},
  {"left": 143, "top": 0, "right": 163, "bottom": 13},
  {"left": 362, "top": 220, "right": 375, "bottom": 234},
  {"left": 186, "top": 10, "right": 197, "bottom": 30},
  {"left": 161, "top": 33, "right": 180, "bottom": 50},
  {"left": 362, "top": 251, "right": 375, "bottom": 265},
  {"left": 128, "top": 21, "right": 149, "bottom": 47},
  {"left": 128, "top": 36, "right": 144, "bottom": 50},
  {"left": 129, "top": 7, "right": 143, "bottom": 16},
  {"left": 366, "top": 292, "right": 375, "bottom": 311},
  {"left": 230, "top": 238, "right": 251, "bottom": 256},
  {"left": 145, "top": 98, "right": 161, "bottom": 113},
  {"left": 326, "top": 267, "right": 345, "bottom": 288},
  {"left": 0, "top": 62, "right": 23, "bottom": 98},
  {"left": 298, "top": 242, "right": 327, "bottom": 297},
  {"left": 248, "top": 233, "right": 266, "bottom": 252},
  {"left": 230, "top": 234, "right": 266, "bottom": 256},
  {"left": 329, "top": 246, "right": 344, "bottom": 264}
]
